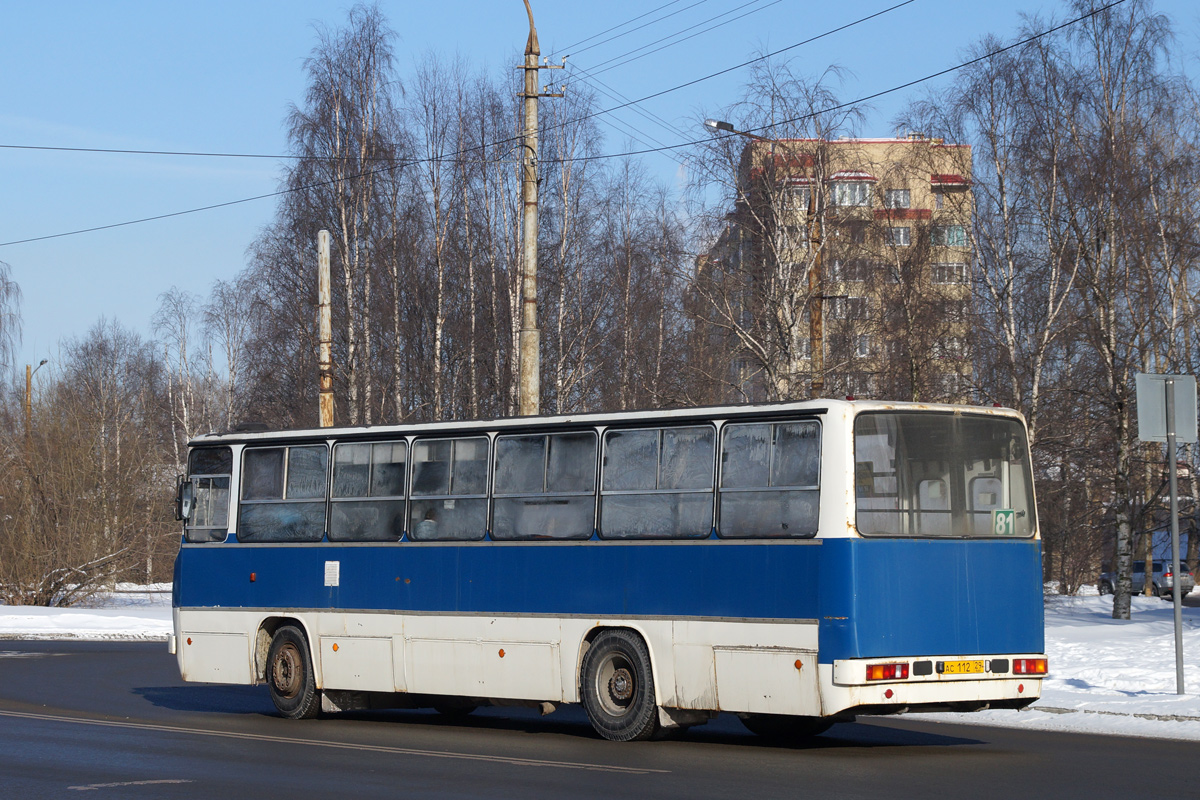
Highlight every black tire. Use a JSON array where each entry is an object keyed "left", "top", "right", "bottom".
[
  {"left": 1098, "top": 580, "right": 1113, "bottom": 596},
  {"left": 580, "top": 629, "right": 660, "bottom": 741},
  {"left": 739, "top": 713, "right": 833, "bottom": 741},
  {"left": 266, "top": 626, "right": 321, "bottom": 719}
]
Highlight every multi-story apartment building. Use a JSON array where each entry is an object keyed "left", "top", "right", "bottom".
[{"left": 691, "top": 133, "right": 973, "bottom": 403}]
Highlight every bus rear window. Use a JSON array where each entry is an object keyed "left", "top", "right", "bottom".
[{"left": 854, "top": 412, "right": 1035, "bottom": 538}]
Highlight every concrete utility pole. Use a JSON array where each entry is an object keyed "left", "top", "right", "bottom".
[
  {"left": 517, "top": 0, "right": 562, "bottom": 417},
  {"left": 318, "top": 230, "right": 335, "bottom": 428},
  {"left": 807, "top": 199, "right": 825, "bottom": 399}
]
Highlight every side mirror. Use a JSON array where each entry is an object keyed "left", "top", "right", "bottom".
[{"left": 175, "top": 475, "right": 194, "bottom": 522}]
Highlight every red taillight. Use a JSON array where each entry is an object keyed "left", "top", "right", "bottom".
[
  {"left": 866, "top": 662, "right": 910, "bottom": 681},
  {"left": 1165, "top": 571, "right": 1173, "bottom": 579},
  {"left": 1013, "top": 658, "right": 1047, "bottom": 675}
]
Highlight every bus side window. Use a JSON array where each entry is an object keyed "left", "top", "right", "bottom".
[
  {"left": 719, "top": 421, "right": 820, "bottom": 538},
  {"left": 493, "top": 432, "right": 596, "bottom": 540},
  {"left": 600, "top": 426, "right": 714, "bottom": 539},
  {"left": 238, "top": 445, "right": 328, "bottom": 543},
  {"left": 185, "top": 446, "right": 233, "bottom": 543},
  {"left": 409, "top": 436, "right": 488, "bottom": 541},
  {"left": 329, "top": 441, "right": 407, "bottom": 542}
]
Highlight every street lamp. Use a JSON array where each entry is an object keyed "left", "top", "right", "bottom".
[
  {"left": 25, "top": 358, "right": 48, "bottom": 438},
  {"left": 703, "top": 119, "right": 826, "bottom": 399}
]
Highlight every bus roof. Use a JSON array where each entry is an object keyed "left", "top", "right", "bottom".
[{"left": 188, "top": 399, "right": 1026, "bottom": 447}]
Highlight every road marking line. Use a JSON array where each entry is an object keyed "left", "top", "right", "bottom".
[
  {"left": 0, "top": 709, "right": 668, "bottom": 775},
  {"left": 69, "top": 779, "right": 192, "bottom": 791}
]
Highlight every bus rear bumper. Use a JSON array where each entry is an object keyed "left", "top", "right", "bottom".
[{"left": 821, "top": 656, "right": 1045, "bottom": 716}]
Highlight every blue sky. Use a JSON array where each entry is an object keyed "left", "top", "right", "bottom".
[{"left": 3, "top": 0, "right": 1198, "bottom": 372}]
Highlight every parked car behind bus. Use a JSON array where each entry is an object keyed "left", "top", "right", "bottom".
[{"left": 1098, "top": 561, "right": 1194, "bottom": 598}]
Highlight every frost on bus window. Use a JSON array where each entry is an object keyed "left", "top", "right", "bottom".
[
  {"left": 330, "top": 441, "right": 406, "bottom": 541},
  {"left": 660, "top": 427, "right": 715, "bottom": 490},
  {"left": 407, "top": 436, "right": 488, "bottom": 540},
  {"left": 546, "top": 433, "right": 597, "bottom": 493},
  {"left": 495, "top": 436, "right": 546, "bottom": 495},
  {"left": 238, "top": 502, "right": 326, "bottom": 542},
  {"left": 773, "top": 423, "right": 819, "bottom": 487},
  {"left": 601, "top": 494, "right": 712, "bottom": 539},
  {"left": 603, "top": 430, "right": 658, "bottom": 491},
  {"left": 287, "top": 446, "right": 329, "bottom": 499},
  {"left": 332, "top": 443, "right": 371, "bottom": 497},
  {"left": 243, "top": 448, "right": 284, "bottom": 500},
  {"left": 600, "top": 426, "right": 715, "bottom": 539},
  {"left": 330, "top": 499, "right": 406, "bottom": 542},
  {"left": 719, "top": 421, "right": 820, "bottom": 538},
  {"left": 493, "top": 432, "right": 596, "bottom": 540},
  {"left": 238, "top": 445, "right": 329, "bottom": 543}
]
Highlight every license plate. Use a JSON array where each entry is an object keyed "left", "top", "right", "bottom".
[{"left": 941, "top": 660, "right": 985, "bottom": 675}]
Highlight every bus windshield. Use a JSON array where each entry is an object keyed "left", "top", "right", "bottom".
[{"left": 854, "top": 411, "right": 1035, "bottom": 538}]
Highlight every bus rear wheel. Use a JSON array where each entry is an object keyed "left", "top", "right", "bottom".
[
  {"left": 739, "top": 713, "right": 832, "bottom": 741},
  {"left": 580, "top": 629, "right": 659, "bottom": 741},
  {"left": 266, "top": 626, "right": 321, "bottom": 719}
]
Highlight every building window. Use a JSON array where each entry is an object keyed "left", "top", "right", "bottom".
[
  {"left": 786, "top": 186, "right": 812, "bottom": 211},
  {"left": 829, "top": 296, "right": 868, "bottom": 319},
  {"left": 934, "top": 190, "right": 944, "bottom": 210},
  {"left": 932, "top": 262, "right": 969, "bottom": 283},
  {"left": 931, "top": 225, "right": 968, "bottom": 247},
  {"left": 884, "top": 189, "right": 911, "bottom": 209},
  {"left": 833, "top": 181, "right": 872, "bottom": 207},
  {"left": 886, "top": 226, "right": 911, "bottom": 247},
  {"left": 830, "top": 258, "right": 871, "bottom": 282},
  {"left": 935, "top": 336, "right": 968, "bottom": 360},
  {"left": 856, "top": 334, "right": 872, "bottom": 358}
]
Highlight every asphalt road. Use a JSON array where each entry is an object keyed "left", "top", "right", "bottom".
[{"left": 0, "top": 641, "right": 1195, "bottom": 799}]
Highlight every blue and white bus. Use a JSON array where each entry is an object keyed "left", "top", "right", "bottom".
[{"left": 171, "top": 399, "right": 1046, "bottom": 741}]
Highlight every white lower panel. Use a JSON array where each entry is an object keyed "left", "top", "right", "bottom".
[
  {"left": 175, "top": 609, "right": 819, "bottom": 713},
  {"left": 320, "top": 636, "right": 394, "bottom": 692},
  {"left": 714, "top": 647, "right": 819, "bottom": 715},
  {"left": 178, "top": 632, "right": 252, "bottom": 684}
]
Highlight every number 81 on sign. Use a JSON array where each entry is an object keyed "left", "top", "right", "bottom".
[{"left": 992, "top": 509, "right": 1016, "bottom": 536}]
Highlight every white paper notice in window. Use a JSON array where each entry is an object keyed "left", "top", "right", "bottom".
[{"left": 324, "top": 560, "right": 340, "bottom": 587}]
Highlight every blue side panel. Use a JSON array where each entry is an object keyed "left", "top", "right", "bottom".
[
  {"left": 816, "top": 538, "right": 1044, "bottom": 662},
  {"left": 175, "top": 537, "right": 1044, "bottom": 663},
  {"left": 175, "top": 542, "right": 824, "bottom": 621}
]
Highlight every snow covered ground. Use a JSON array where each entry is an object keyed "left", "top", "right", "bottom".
[{"left": 3, "top": 585, "right": 1200, "bottom": 741}]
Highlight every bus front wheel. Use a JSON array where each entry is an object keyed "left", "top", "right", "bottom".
[
  {"left": 266, "top": 626, "right": 321, "bottom": 719},
  {"left": 580, "top": 629, "right": 660, "bottom": 741}
]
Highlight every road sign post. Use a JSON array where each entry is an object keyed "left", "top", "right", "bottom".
[{"left": 1135, "top": 373, "right": 1198, "bottom": 695}]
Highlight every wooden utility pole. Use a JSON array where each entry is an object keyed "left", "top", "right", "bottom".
[
  {"left": 24, "top": 359, "right": 46, "bottom": 442},
  {"left": 517, "top": 0, "right": 562, "bottom": 417},
  {"left": 318, "top": 230, "right": 335, "bottom": 427}
]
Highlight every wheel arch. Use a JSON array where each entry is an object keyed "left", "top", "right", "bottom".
[
  {"left": 576, "top": 623, "right": 665, "bottom": 707},
  {"left": 255, "top": 616, "right": 316, "bottom": 686}
]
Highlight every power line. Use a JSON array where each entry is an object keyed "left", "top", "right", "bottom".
[
  {"left": 0, "top": 1, "right": 1119, "bottom": 248},
  {"left": 583, "top": 0, "right": 781, "bottom": 79},
  {"left": 544, "top": 0, "right": 1128, "bottom": 164},
  {"left": 547, "top": 0, "right": 707, "bottom": 59},
  {"left": 2, "top": 2, "right": 913, "bottom": 164}
]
